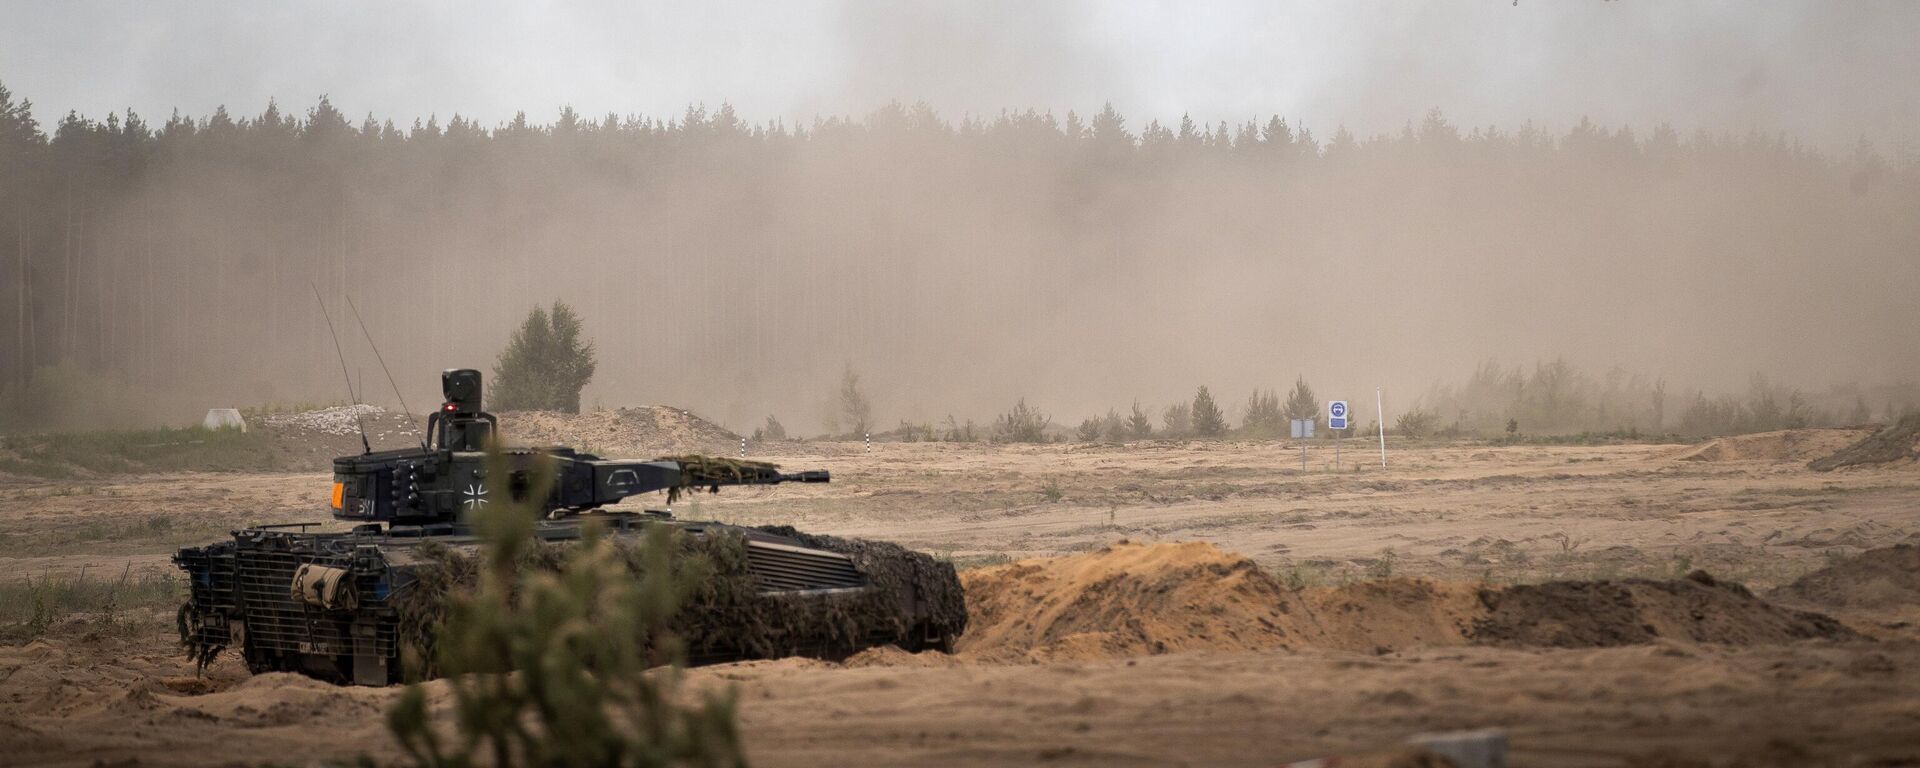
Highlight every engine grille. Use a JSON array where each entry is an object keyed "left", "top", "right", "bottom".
[
  {"left": 233, "top": 549, "right": 394, "bottom": 657},
  {"left": 745, "top": 540, "right": 867, "bottom": 592}
]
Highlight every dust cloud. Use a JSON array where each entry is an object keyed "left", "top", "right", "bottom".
[{"left": 0, "top": 3, "right": 1915, "bottom": 436}]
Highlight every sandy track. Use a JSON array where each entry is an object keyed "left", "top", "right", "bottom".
[
  {"left": 4, "top": 628, "right": 1916, "bottom": 768},
  {"left": 2, "top": 434, "right": 1919, "bottom": 766}
]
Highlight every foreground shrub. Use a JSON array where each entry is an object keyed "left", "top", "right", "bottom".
[{"left": 386, "top": 449, "right": 744, "bottom": 768}]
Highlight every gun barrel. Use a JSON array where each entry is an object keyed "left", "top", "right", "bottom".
[{"left": 782, "top": 470, "right": 831, "bottom": 484}]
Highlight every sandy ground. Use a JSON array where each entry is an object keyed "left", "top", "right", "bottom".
[{"left": 3, "top": 431, "right": 1919, "bottom": 766}]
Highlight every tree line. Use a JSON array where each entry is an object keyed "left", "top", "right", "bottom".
[{"left": 1, "top": 81, "right": 1914, "bottom": 433}]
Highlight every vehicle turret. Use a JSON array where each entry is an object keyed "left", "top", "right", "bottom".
[{"left": 329, "top": 368, "right": 827, "bottom": 524}]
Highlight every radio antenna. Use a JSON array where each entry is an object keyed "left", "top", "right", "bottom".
[
  {"left": 346, "top": 294, "right": 427, "bottom": 450},
  {"left": 310, "top": 281, "right": 372, "bottom": 454}
]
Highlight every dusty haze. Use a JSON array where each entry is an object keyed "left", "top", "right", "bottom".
[{"left": 0, "top": 2, "right": 1917, "bottom": 435}]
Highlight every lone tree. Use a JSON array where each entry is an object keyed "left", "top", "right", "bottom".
[
  {"left": 1284, "top": 377, "right": 1318, "bottom": 426},
  {"left": 1127, "top": 400, "right": 1154, "bottom": 438},
  {"left": 834, "top": 363, "right": 873, "bottom": 437},
  {"left": 1192, "top": 386, "right": 1227, "bottom": 437},
  {"left": 491, "top": 301, "right": 597, "bottom": 413}
]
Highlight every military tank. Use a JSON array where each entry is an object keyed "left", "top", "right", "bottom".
[{"left": 175, "top": 368, "right": 966, "bottom": 685}]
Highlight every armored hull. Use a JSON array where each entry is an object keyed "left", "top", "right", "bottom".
[{"left": 175, "top": 514, "right": 967, "bottom": 685}]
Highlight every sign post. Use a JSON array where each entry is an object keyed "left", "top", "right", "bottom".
[
  {"left": 1328, "top": 400, "right": 1349, "bottom": 470},
  {"left": 1290, "top": 418, "right": 1314, "bottom": 471}
]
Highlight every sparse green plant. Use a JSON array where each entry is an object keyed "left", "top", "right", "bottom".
[
  {"left": 1365, "top": 548, "right": 1397, "bottom": 579},
  {"left": 992, "top": 398, "right": 1051, "bottom": 443},
  {"left": 1394, "top": 408, "right": 1437, "bottom": 438},
  {"left": 385, "top": 445, "right": 744, "bottom": 768},
  {"left": 754, "top": 414, "right": 787, "bottom": 442},
  {"left": 946, "top": 552, "right": 1013, "bottom": 570},
  {"left": 893, "top": 420, "right": 935, "bottom": 442},
  {"left": 1547, "top": 531, "right": 1586, "bottom": 554},
  {"left": 942, "top": 414, "right": 979, "bottom": 442},
  {"left": 1040, "top": 478, "right": 1064, "bottom": 503},
  {"left": 0, "top": 569, "right": 180, "bottom": 641}
]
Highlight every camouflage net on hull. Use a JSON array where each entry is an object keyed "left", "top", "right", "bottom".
[
  {"left": 752, "top": 525, "right": 968, "bottom": 651},
  {"left": 655, "top": 455, "right": 782, "bottom": 504},
  {"left": 392, "top": 526, "right": 966, "bottom": 680}
]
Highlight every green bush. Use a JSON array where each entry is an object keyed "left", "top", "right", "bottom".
[
  {"left": 491, "top": 301, "right": 597, "bottom": 413},
  {"left": 992, "top": 398, "right": 1051, "bottom": 443},
  {"left": 1394, "top": 408, "right": 1438, "bottom": 438}
]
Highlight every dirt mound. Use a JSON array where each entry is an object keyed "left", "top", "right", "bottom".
[
  {"left": 1771, "top": 545, "right": 1920, "bottom": 611},
  {"left": 841, "top": 645, "right": 964, "bottom": 668},
  {"left": 254, "top": 405, "right": 423, "bottom": 467},
  {"left": 1808, "top": 415, "right": 1920, "bottom": 471},
  {"left": 957, "top": 541, "right": 1296, "bottom": 661},
  {"left": 1675, "top": 428, "right": 1871, "bottom": 463},
  {"left": 958, "top": 542, "right": 1861, "bottom": 662},
  {"left": 499, "top": 407, "right": 743, "bottom": 456},
  {"left": 1471, "top": 570, "right": 1859, "bottom": 647}
]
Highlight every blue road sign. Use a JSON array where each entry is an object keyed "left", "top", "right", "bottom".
[{"left": 1328, "top": 400, "right": 1349, "bottom": 430}]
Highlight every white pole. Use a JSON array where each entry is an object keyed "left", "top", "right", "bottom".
[{"left": 1376, "top": 387, "right": 1387, "bottom": 468}]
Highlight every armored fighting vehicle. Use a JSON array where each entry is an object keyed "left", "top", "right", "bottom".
[{"left": 175, "top": 369, "right": 966, "bottom": 685}]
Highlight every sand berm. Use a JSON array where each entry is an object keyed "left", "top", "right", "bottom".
[{"left": 952, "top": 540, "right": 1860, "bottom": 662}]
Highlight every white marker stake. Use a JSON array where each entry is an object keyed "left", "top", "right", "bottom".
[
  {"left": 740, "top": 437, "right": 747, "bottom": 458},
  {"left": 1376, "top": 387, "right": 1388, "bottom": 468},
  {"left": 865, "top": 432, "right": 871, "bottom": 454}
]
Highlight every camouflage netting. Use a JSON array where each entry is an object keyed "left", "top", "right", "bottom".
[
  {"left": 751, "top": 525, "right": 968, "bottom": 650},
  {"left": 654, "top": 455, "right": 784, "bottom": 503},
  {"left": 392, "top": 524, "right": 966, "bottom": 680}
]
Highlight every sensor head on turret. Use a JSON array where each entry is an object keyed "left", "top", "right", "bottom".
[{"left": 441, "top": 368, "right": 482, "bottom": 414}]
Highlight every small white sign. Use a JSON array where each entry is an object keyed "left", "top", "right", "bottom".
[
  {"left": 1328, "top": 400, "right": 1349, "bottom": 431},
  {"left": 1290, "top": 419, "right": 1315, "bottom": 439}
]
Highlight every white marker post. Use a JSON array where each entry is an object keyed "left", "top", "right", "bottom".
[
  {"left": 1375, "top": 387, "right": 1388, "bottom": 468},
  {"left": 865, "top": 432, "right": 871, "bottom": 454},
  {"left": 740, "top": 436, "right": 747, "bottom": 458}
]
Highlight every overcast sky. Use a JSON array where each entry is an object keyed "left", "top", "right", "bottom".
[{"left": 2, "top": 1, "right": 1916, "bottom": 152}]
